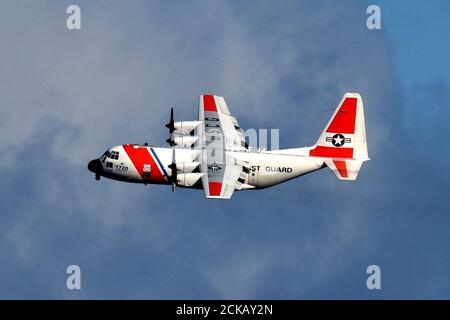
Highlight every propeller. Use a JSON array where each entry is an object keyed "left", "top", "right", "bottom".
[
  {"left": 165, "top": 107, "right": 176, "bottom": 146},
  {"left": 167, "top": 147, "right": 177, "bottom": 192}
]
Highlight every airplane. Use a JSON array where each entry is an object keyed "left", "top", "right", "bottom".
[{"left": 88, "top": 93, "right": 369, "bottom": 199}]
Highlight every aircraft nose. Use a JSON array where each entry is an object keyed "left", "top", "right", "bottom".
[{"left": 88, "top": 158, "right": 103, "bottom": 174}]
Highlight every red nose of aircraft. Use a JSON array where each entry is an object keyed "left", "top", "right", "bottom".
[{"left": 88, "top": 158, "right": 103, "bottom": 180}]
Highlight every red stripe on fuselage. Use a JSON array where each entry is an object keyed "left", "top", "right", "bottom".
[
  {"left": 203, "top": 95, "right": 217, "bottom": 112},
  {"left": 333, "top": 160, "right": 348, "bottom": 178},
  {"left": 208, "top": 182, "right": 222, "bottom": 196},
  {"left": 123, "top": 145, "right": 166, "bottom": 183},
  {"left": 309, "top": 146, "right": 353, "bottom": 158},
  {"left": 326, "top": 97, "right": 357, "bottom": 134}
]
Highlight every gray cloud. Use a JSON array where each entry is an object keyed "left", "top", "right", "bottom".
[{"left": 0, "top": 0, "right": 448, "bottom": 299}]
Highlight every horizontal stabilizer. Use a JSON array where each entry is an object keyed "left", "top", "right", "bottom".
[{"left": 324, "top": 159, "right": 367, "bottom": 181}]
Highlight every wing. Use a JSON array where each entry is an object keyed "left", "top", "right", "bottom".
[
  {"left": 200, "top": 94, "right": 247, "bottom": 150},
  {"left": 195, "top": 94, "right": 248, "bottom": 199}
]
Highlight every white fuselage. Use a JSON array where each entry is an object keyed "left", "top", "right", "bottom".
[{"left": 94, "top": 144, "right": 325, "bottom": 190}]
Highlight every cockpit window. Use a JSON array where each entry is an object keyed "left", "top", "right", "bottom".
[
  {"left": 102, "top": 150, "right": 120, "bottom": 160},
  {"left": 105, "top": 151, "right": 117, "bottom": 159},
  {"left": 101, "top": 150, "right": 109, "bottom": 163}
]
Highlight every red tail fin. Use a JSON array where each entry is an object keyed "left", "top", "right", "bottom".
[{"left": 309, "top": 93, "right": 369, "bottom": 180}]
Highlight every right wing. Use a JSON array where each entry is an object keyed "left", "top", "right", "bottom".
[{"left": 195, "top": 94, "right": 248, "bottom": 199}]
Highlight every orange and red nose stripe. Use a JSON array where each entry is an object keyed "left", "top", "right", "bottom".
[{"left": 123, "top": 145, "right": 167, "bottom": 182}]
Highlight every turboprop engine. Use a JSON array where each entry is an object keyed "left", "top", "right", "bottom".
[
  {"left": 173, "top": 121, "right": 202, "bottom": 134},
  {"left": 176, "top": 173, "right": 205, "bottom": 187},
  {"left": 170, "top": 134, "right": 198, "bottom": 148},
  {"left": 165, "top": 108, "right": 202, "bottom": 146}
]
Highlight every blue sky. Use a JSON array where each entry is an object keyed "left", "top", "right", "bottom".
[{"left": 0, "top": 0, "right": 449, "bottom": 299}]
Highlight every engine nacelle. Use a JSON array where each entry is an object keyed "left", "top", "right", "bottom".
[
  {"left": 173, "top": 135, "right": 198, "bottom": 147},
  {"left": 174, "top": 121, "right": 202, "bottom": 133},
  {"left": 176, "top": 161, "right": 200, "bottom": 173},
  {"left": 176, "top": 173, "right": 204, "bottom": 187}
]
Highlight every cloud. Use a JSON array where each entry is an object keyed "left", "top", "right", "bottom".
[{"left": 0, "top": 0, "right": 448, "bottom": 299}]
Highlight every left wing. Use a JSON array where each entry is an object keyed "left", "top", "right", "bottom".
[{"left": 195, "top": 94, "right": 248, "bottom": 199}]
